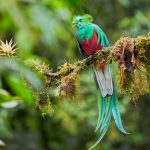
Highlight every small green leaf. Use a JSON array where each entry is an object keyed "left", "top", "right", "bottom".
[{"left": 6, "top": 74, "right": 34, "bottom": 106}]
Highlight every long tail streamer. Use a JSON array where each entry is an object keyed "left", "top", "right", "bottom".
[{"left": 89, "top": 92, "right": 128, "bottom": 150}]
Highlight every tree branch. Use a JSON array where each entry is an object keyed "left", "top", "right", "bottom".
[
  {"left": 44, "top": 47, "right": 111, "bottom": 79},
  {"left": 42, "top": 33, "right": 150, "bottom": 101}
]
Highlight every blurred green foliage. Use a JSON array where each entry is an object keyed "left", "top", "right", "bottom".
[{"left": 0, "top": 0, "right": 150, "bottom": 150}]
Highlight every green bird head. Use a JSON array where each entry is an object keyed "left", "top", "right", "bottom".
[{"left": 72, "top": 14, "right": 93, "bottom": 28}]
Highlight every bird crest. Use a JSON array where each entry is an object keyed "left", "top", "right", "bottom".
[{"left": 72, "top": 14, "right": 93, "bottom": 28}]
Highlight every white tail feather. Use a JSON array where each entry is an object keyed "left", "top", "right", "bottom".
[
  {"left": 104, "top": 65, "right": 113, "bottom": 95},
  {"left": 93, "top": 67, "right": 107, "bottom": 97},
  {"left": 93, "top": 64, "right": 113, "bottom": 97}
]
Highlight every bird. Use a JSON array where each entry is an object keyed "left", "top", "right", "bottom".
[{"left": 72, "top": 14, "right": 128, "bottom": 149}]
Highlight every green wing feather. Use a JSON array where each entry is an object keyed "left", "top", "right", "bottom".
[{"left": 94, "top": 24, "right": 110, "bottom": 46}]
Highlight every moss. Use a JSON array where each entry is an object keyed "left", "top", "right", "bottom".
[
  {"left": 58, "top": 74, "right": 80, "bottom": 101},
  {"left": 25, "top": 59, "right": 49, "bottom": 74},
  {"left": 116, "top": 67, "right": 150, "bottom": 101},
  {"left": 36, "top": 91, "right": 54, "bottom": 116},
  {"left": 134, "top": 34, "right": 150, "bottom": 66},
  {"left": 114, "top": 34, "right": 150, "bottom": 101},
  {"left": 59, "top": 62, "right": 75, "bottom": 77}
]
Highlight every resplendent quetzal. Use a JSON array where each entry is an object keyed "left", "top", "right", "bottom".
[{"left": 72, "top": 14, "right": 128, "bottom": 149}]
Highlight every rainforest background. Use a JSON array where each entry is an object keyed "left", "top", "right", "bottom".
[{"left": 0, "top": 0, "right": 150, "bottom": 150}]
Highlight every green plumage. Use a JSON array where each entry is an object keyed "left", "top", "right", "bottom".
[
  {"left": 72, "top": 14, "right": 128, "bottom": 150},
  {"left": 75, "top": 23, "right": 110, "bottom": 47}
]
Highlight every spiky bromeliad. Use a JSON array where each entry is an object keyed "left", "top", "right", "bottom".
[{"left": 72, "top": 14, "right": 128, "bottom": 149}]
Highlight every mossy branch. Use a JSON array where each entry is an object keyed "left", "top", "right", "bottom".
[
  {"left": 43, "top": 33, "right": 150, "bottom": 101},
  {"left": 45, "top": 47, "right": 111, "bottom": 79},
  {"left": 44, "top": 33, "right": 150, "bottom": 81}
]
